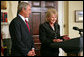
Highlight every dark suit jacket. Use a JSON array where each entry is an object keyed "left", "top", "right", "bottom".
[
  {"left": 39, "top": 22, "right": 63, "bottom": 56},
  {"left": 9, "top": 15, "right": 34, "bottom": 56}
]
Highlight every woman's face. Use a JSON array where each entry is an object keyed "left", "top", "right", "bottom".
[{"left": 49, "top": 14, "right": 57, "bottom": 24}]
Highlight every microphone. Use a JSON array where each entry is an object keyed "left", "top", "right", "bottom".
[
  {"left": 73, "top": 27, "right": 83, "bottom": 32},
  {"left": 73, "top": 27, "right": 79, "bottom": 30}
]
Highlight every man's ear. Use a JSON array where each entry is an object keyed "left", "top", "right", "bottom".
[{"left": 22, "top": 7, "right": 26, "bottom": 12}]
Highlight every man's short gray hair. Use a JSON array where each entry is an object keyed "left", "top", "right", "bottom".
[{"left": 18, "top": 2, "right": 30, "bottom": 13}]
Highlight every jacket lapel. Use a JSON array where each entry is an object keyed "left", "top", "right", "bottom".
[
  {"left": 46, "top": 22, "right": 53, "bottom": 31},
  {"left": 17, "top": 15, "right": 29, "bottom": 33},
  {"left": 47, "top": 22, "right": 56, "bottom": 31},
  {"left": 54, "top": 23, "right": 59, "bottom": 33}
]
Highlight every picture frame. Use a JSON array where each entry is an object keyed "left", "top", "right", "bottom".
[
  {"left": 75, "top": 10, "right": 83, "bottom": 22},
  {"left": 1, "top": 1, "right": 7, "bottom": 9}
]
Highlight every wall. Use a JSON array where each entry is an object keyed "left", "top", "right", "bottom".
[
  {"left": 64, "top": 1, "right": 83, "bottom": 38},
  {"left": 63, "top": 1, "right": 83, "bottom": 56},
  {"left": 68, "top": 1, "right": 83, "bottom": 38},
  {"left": 1, "top": 1, "right": 18, "bottom": 23},
  {"left": 64, "top": 1, "right": 69, "bottom": 35},
  {"left": 1, "top": 1, "right": 18, "bottom": 39},
  {"left": 7, "top": 1, "right": 18, "bottom": 23}
]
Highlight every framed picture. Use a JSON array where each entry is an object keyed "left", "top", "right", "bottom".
[
  {"left": 1, "top": 1, "right": 7, "bottom": 9},
  {"left": 75, "top": 10, "right": 83, "bottom": 22}
]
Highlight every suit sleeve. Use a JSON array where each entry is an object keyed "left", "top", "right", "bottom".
[
  {"left": 39, "top": 24, "right": 53, "bottom": 45},
  {"left": 31, "top": 35, "right": 34, "bottom": 48},
  {"left": 9, "top": 21, "right": 30, "bottom": 55},
  {"left": 57, "top": 24, "right": 60, "bottom": 38}
]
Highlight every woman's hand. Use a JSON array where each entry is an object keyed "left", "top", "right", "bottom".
[
  {"left": 53, "top": 39, "right": 63, "bottom": 42},
  {"left": 63, "top": 35, "right": 70, "bottom": 40}
]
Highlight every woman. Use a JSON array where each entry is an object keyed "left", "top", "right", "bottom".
[{"left": 39, "top": 8, "right": 69, "bottom": 56}]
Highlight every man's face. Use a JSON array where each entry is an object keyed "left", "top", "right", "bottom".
[{"left": 24, "top": 5, "right": 31, "bottom": 18}]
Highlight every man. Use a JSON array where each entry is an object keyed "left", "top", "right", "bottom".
[{"left": 9, "top": 2, "right": 35, "bottom": 56}]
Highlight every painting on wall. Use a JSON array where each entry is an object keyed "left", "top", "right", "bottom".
[
  {"left": 1, "top": 1, "right": 7, "bottom": 9},
  {"left": 75, "top": 10, "right": 83, "bottom": 22}
]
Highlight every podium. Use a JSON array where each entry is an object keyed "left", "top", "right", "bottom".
[{"left": 50, "top": 37, "right": 83, "bottom": 56}]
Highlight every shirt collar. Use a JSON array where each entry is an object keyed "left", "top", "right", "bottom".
[{"left": 18, "top": 14, "right": 29, "bottom": 22}]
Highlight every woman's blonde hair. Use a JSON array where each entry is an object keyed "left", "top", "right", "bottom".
[{"left": 46, "top": 8, "right": 58, "bottom": 22}]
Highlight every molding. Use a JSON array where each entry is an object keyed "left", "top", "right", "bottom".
[{"left": 58, "top": 1, "right": 67, "bottom": 56}]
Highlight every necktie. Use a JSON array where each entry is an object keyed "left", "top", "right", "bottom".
[{"left": 25, "top": 19, "right": 30, "bottom": 32}]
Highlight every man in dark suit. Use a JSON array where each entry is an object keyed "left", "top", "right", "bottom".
[{"left": 9, "top": 2, "right": 35, "bottom": 56}]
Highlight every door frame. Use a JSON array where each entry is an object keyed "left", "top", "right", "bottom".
[
  {"left": 58, "top": 1, "right": 67, "bottom": 56},
  {"left": 58, "top": 1, "right": 64, "bottom": 36}
]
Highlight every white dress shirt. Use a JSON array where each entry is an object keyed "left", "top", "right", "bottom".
[{"left": 18, "top": 14, "right": 29, "bottom": 23}]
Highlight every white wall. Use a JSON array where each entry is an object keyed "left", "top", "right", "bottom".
[
  {"left": 7, "top": 1, "right": 18, "bottom": 23},
  {"left": 68, "top": 1, "right": 83, "bottom": 38}
]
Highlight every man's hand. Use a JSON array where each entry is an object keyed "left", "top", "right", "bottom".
[
  {"left": 53, "top": 39, "right": 63, "bottom": 42},
  {"left": 31, "top": 49, "right": 36, "bottom": 56},
  {"left": 27, "top": 51, "right": 33, "bottom": 56},
  {"left": 27, "top": 49, "right": 36, "bottom": 56}
]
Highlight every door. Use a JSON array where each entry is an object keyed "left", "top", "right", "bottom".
[{"left": 28, "top": 1, "right": 58, "bottom": 56}]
